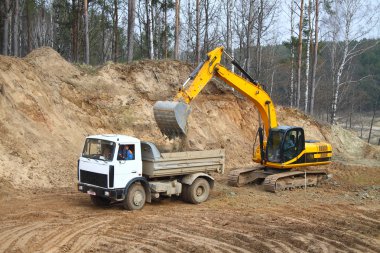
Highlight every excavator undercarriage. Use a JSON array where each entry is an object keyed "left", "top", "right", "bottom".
[{"left": 228, "top": 167, "right": 328, "bottom": 192}]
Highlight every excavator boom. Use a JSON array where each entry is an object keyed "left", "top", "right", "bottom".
[{"left": 153, "top": 47, "right": 277, "bottom": 138}]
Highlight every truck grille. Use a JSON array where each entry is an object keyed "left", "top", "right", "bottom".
[{"left": 80, "top": 170, "right": 107, "bottom": 188}]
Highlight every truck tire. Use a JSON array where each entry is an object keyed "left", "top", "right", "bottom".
[
  {"left": 123, "top": 183, "right": 146, "bottom": 210},
  {"left": 91, "top": 196, "right": 111, "bottom": 206},
  {"left": 187, "top": 178, "right": 210, "bottom": 204}
]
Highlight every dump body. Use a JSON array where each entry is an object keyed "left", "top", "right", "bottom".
[{"left": 141, "top": 142, "right": 225, "bottom": 178}]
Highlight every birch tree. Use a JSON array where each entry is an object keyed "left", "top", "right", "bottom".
[
  {"left": 145, "top": 0, "right": 154, "bottom": 59},
  {"left": 225, "top": 0, "right": 232, "bottom": 54},
  {"left": 245, "top": 0, "right": 256, "bottom": 72},
  {"left": 112, "top": 0, "right": 118, "bottom": 62},
  {"left": 255, "top": 0, "right": 264, "bottom": 79},
  {"left": 290, "top": 0, "right": 295, "bottom": 107},
  {"left": 310, "top": 0, "right": 319, "bottom": 115},
  {"left": 195, "top": 0, "right": 200, "bottom": 63},
  {"left": 174, "top": 0, "right": 180, "bottom": 60},
  {"left": 304, "top": 0, "right": 312, "bottom": 112},
  {"left": 297, "top": 0, "right": 304, "bottom": 109},
  {"left": 324, "top": 0, "right": 379, "bottom": 124}
]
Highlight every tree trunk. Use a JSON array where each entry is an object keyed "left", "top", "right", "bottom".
[
  {"left": 102, "top": 0, "right": 106, "bottom": 62},
  {"left": 255, "top": 0, "right": 264, "bottom": 79},
  {"left": 84, "top": 0, "right": 90, "bottom": 64},
  {"left": 195, "top": 0, "right": 200, "bottom": 63},
  {"left": 84, "top": 0, "right": 89, "bottom": 64},
  {"left": 304, "top": 0, "right": 311, "bottom": 113},
  {"left": 2, "top": 0, "right": 10, "bottom": 55},
  {"left": 368, "top": 98, "right": 378, "bottom": 143},
  {"left": 163, "top": 0, "right": 168, "bottom": 58},
  {"left": 270, "top": 70, "right": 275, "bottom": 97},
  {"left": 174, "top": 0, "right": 180, "bottom": 60},
  {"left": 297, "top": 0, "right": 304, "bottom": 109},
  {"left": 349, "top": 104, "right": 353, "bottom": 128},
  {"left": 226, "top": 0, "right": 233, "bottom": 69},
  {"left": 186, "top": 0, "right": 192, "bottom": 61},
  {"left": 290, "top": 0, "right": 295, "bottom": 107},
  {"left": 204, "top": 0, "right": 209, "bottom": 54},
  {"left": 26, "top": 0, "right": 32, "bottom": 54},
  {"left": 331, "top": 38, "right": 349, "bottom": 125},
  {"left": 146, "top": 0, "right": 154, "bottom": 59},
  {"left": 127, "top": 0, "right": 136, "bottom": 62},
  {"left": 246, "top": 0, "right": 255, "bottom": 72},
  {"left": 13, "top": 0, "right": 19, "bottom": 57},
  {"left": 310, "top": 0, "right": 319, "bottom": 115},
  {"left": 113, "top": 0, "right": 118, "bottom": 62},
  {"left": 72, "top": 0, "right": 79, "bottom": 62}
]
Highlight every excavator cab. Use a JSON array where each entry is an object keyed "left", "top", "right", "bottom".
[{"left": 266, "top": 127, "right": 305, "bottom": 163}]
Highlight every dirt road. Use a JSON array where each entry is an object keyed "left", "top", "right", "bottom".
[{"left": 1, "top": 182, "right": 379, "bottom": 253}]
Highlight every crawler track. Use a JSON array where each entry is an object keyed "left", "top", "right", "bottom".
[
  {"left": 227, "top": 166, "right": 267, "bottom": 187},
  {"left": 263, "top": 171, "right": 328, "bottom": 192},
  {"left": 228, "top": 167, "right": 328, "bottom": 192}
]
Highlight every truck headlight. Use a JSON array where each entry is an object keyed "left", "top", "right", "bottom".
[
  {"left": 104, "top": 191, "right": 110, "bottom": 196},
  {"left": 79, "top": 185, "right": 83, "bottom": 190}
]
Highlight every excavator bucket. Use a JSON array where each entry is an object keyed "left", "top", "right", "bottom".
[{"left": 153, "top": 101, "right": 191, "bottom": 138}]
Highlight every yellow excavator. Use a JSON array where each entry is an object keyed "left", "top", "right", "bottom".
[{"left": 153, "top": 47, "right": 332, "bottom": 192}]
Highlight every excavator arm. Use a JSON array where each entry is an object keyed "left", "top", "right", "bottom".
[{"left": 153, "top": 46, "right": 277, "bottom": 138}]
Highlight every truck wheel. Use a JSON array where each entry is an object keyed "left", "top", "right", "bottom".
[
  {"left": 123, "top": 183, "right": 146, "bottom": 210},
  {"left": 91, "top": 196, "right": 111, "bottom": 206},
  {"left": 187, "top": 178, "right": 210, "bottom": 204}
]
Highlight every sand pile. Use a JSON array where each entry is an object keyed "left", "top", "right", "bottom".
[{"left": 0, "top": 47, "right": 379, "bottom": 191}]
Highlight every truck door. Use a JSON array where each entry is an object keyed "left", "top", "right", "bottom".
[{"left": 114, "top": 143, "right": 142, "bottom": 188}]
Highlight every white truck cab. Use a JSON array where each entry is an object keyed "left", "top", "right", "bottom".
[{"left": 78, "top": 135, "right": 225, "bottom": 210}]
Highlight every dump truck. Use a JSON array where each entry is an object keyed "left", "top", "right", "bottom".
[{"left": 77, "top": 134, "right": 225, "bottom": 210}]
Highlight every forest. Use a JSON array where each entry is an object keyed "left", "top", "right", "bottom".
[{"left": 1, "top": 0, "right": 379, "bottom": 140}]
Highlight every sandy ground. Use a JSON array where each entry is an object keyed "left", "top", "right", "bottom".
[{"left": 0, "top": 177, "right": 379, "bottom": 253}]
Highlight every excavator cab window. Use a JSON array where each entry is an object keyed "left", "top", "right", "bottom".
[
  {"left": 281, "top": 129, "right": 304, "bottom": 162},
  {"left": 266, "top": 130, "right": 285, "bottom": 163},
  {"left": 266, "top": 128, "right": 305, "bottom": 163}
]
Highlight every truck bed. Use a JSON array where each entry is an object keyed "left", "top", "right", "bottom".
[{"left": 141, "top": 142, "right": 225, "bottom": 178}]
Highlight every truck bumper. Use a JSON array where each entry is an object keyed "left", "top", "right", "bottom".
[{"left": 78, "top": 183, "right": 124, "bottom": 200}]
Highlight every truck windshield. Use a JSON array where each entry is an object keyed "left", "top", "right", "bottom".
[{"left": 82, "top": 138, "right": 115, "bottom": 161}]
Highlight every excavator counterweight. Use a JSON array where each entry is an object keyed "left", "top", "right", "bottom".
[{"left": 153, "top": 101, "right": 191, "bottom": 138}]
